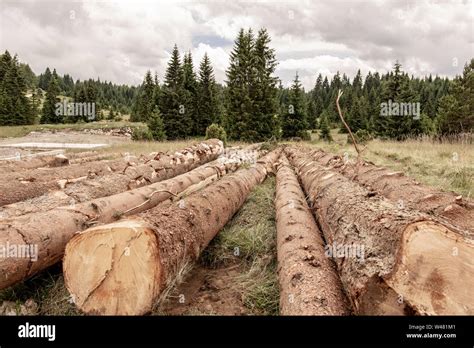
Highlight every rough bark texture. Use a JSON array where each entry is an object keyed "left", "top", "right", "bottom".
[
  {"left": 286, "top": 146, "right": 473, "bottom": 315},
  {"left": 0, "top": 139, "right": 223, "bottom": 207},
  {"left": 306, "top": 148, "right": 474, "bottom": 233},
  {"left": 275, "top": 155, "right": 351, "bottom": 315},
  {"left": 63, "top": 148, "right": 282, "bottom": 315},
  {"left": 0, "top": 144, "right": 254, "bottom": 290}
]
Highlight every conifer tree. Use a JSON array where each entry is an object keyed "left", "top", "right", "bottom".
[
  {"left": 41, "top": 75, "right": 61, "bottom": 124},
  {"left": 147, "top": 105, "right": 166, "bottom": 140},
  {"left": 282, "top": 73, "right": 308, "bottom": 138},
  {"left": 196, "top": 53, "right": 220, "bottom": 135}
]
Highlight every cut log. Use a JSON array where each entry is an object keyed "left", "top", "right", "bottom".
[
  {"left": 0, "top": 144, "right": 255, "bottom": 290},
  {"left": 0, "top": 139, "right": 223, "bottom": 206},
  {"left": 275, "top": 155, "right": 350, "bottom": 315},
  {"left": 286, "top": 146, "right": 474, "bottom": 315},
  {"left": 62, "top": 148, "right": 282, "bottom": 315},
  {"left": 307, "top": 148, "right": 474, "bottom": 233},
  {"left": 0, "top": 143, "right": 248, "bottom": 219}
]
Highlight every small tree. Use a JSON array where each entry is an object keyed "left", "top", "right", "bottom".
[
  {"left": 205, "top": 123, "right": 227, "bottom": 146},
  {"left": 319, "top": 111, "right": 332, "bottom": 142},
  {"left": 147, "top": 106, "right": 166, "bottom": 141}
]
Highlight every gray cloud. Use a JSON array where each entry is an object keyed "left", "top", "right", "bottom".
[{"left": 0, "top": 0, "right": 472, "bottom": 89}]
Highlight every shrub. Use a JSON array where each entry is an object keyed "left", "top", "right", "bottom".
[
  {"left": 132, "top": 127, "right": 153, "bottom": 141},
  {"left": 297, "top": 130, "right": 311, "bottom": 141},
  {"left": 351, "top": 129, "right": 373, "bottom": 144},
  {"left": 205, "top": 123, "right": 227, "bottom": 146}
]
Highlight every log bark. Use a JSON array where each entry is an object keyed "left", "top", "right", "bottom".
[
  {"left": 0, "top": 144, "right": 249, "bottom": 219},
  {"left": 275, "top": 155, "right": 350, "bottom": 315},
  {"left": 0, "top": 139, "right": 223, "bottom": 206},
  {"left": 62, "top": 148, "right": 282, "bottom": 315},
  {"left": 0, "top": 144, "right": 254, "bottom": 290},
  {"left": 307, "top": 148, "right": 474, "bottom": 233},
  {"left": 286, "top": 146, "right": 474, "bottom": 315}
]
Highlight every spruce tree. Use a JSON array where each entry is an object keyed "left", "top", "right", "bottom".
[
  {"left": 319, "top": 110, "right": 332, "bottom": 142},
  {"left": 132, "top": 70, "right": 155, "bottom": 122},
  {"left": 248, "top": 28, "right": 279, "bottom": 141},
  {"left": 225, "top": 29, "right": 254, "bottom": 140},
  {"left": 282, "top": 73, "right": 308, "bottom": 138},
  {"left": 147, "top": 105, "right": 166, "bottom": 140},
  {"left": 41, "top": 75, "right": 61, "bottom": 124},
  {"left": 160, "top": 44, "right": 189, "bottom": 139},
  {"left": 196, "top": 53, "right": 220, "bottom": 135},
  {"left": 182, "top": 52, "right": 198, "bottom": 135}
]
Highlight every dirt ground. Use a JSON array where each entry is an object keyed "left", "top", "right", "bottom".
[{"left": 160, "top": 263, "right": 249, "bottom": 315}]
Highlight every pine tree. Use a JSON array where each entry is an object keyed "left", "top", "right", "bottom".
[
  {"left": 160, "top": 44, "right": 190, "bottom": 139},
  {"left": 225, "top": 29, "right": 254, "bottom": 140},
  {"left": 319, "top": 110, "right": 332, "bottom": 142},
  {"left": 282, "top": 73, "right": 308, "bottom": 138},
  {"left": 196, "top": 53, "right": 220, "bottom": 135},
  {"left": 41, "top": 75, "right": 61, "bottom": 124},
  {"left": 0, "top": 51, "right": 35, "bottom": 125},
  {"left": 132, "top": 70, "right": 155, "bottom": 122},
  {"left": 147, "top": 105, "right": 166, "bottom": 140},
  {"left": 436, "top": 59, "right": 474, "bottom": 134},
  {"left": 248, "top": 28, "right": 279, "bottom": 141},
  {"left": 182, "top": 52, "right": 198, "bottom": 135}
]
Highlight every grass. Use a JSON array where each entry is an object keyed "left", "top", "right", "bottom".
[
  {"left": 304, "top": 129, "right": 474, "bottom": 198},
  {"left": 201, "top": 177, "right": 279, "bottom": 315}
]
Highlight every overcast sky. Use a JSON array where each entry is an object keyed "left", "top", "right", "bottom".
[{"left": 1, "top": 0, "right": 473, "bottom": 89}]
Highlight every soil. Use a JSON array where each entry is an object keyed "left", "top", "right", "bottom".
[{"left": 160, "top": 261, "right": 249, "bottom": 315}]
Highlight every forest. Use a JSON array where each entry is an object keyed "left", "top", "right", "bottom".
[{"left": 0, "top": 28, "right": 472, "bottom": 141}]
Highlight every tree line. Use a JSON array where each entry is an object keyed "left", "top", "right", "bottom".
[
  {"left": 1, "top": 31, "right": 472, "bottom": 140},
  {"left": 0, "top": 50, "right": 139, "bottom": 126}
]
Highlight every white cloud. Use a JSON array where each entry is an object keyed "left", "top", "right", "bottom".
[{"left": 0, "top": 0, "right": 472, "bottom": 89}]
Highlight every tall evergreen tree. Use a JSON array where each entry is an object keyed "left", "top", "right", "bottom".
[
  {"left": 182, "top": 52, "right": 198, "bottom": 135},
  {"left": 282, "top": 73, "right": 308, "bottom": 138},
  {"left": 225, "top": 29, "right": 255, "bottom": 140},
  {"left": 132, "top": 70, "right": 155, "bottom": 122},
  {"left": 436, "top": 59, "right": 474, "bottom": 134},
  {"left": 41, "top": 75, "right": 61, "bottom": 124},
  {"left": 196, "top": 53, "right": 220, "bottom": 135},
  {"left": 160, "top": 44, "right": 190, "bottom": 139},
  {"left": 248, "top": 28, "right": 279, "bottom": 141}
]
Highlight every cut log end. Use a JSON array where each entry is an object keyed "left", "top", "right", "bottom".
[
  {"left": 63, "top": 220, "right": 161, "bottom": 315},
  {"left": 361, "top": 221, "right": 474, "bottom": 315}
]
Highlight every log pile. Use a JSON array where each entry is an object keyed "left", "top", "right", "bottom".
[
  {"left": 285, "top": 146, "right": 473, "bottom": 315},
  {"left": 62, "top": 148, "right": 281, "bottom": 315}
]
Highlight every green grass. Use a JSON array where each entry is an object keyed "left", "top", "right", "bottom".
[{"left": 201, "top": 177, "right": 279, "bottom": 315}]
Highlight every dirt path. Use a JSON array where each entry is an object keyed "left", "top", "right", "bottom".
[{"left": 160, "top": 263, "right": 249, "bottom": 315}]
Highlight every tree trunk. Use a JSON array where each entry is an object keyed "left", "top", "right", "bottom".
[
  {"left": 0, "top": 139, "right": 223, "bottom": 206},
  {"left": 62, "top": 148, "right": 282, "bottom": 315},
  {"left": 286, "top": 146, "right": 474, "bottom": 315},
  {"left": 275, "top": 155, "right": 351, "bottom": 315},
  {"left": 307, "top": 148, "right": 474, "bottom": 233},
  {"left": 0, "top": 143, "right": 253, "bottom": 290}
]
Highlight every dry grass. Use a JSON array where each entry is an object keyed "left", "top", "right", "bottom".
[
  {"left": 303, "top": 129, "right": 474, "bottom": 198},
  {"left": 0, "top": 121, "right": 145, "bottom": 139}
]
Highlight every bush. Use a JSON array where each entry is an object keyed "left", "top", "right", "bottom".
[
  {"left": 205, "top": 123, "right": 227, "bottom": 146},
  {"left": 297, "top": 130, "right": 311, "bottom": 141},
  {"left": 132, "top": 127, "right": 153, "bottom": 141},
  {"left": 351, "top": 129, "right": 373, "bottom": 144}
]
